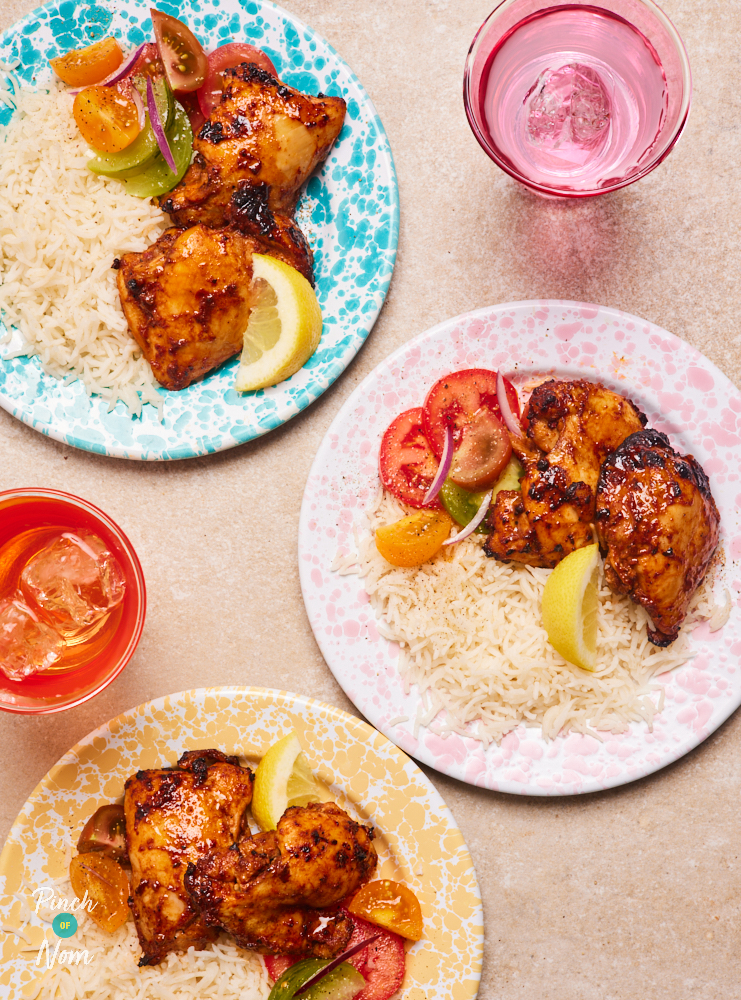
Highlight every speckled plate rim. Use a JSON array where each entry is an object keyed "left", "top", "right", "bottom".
[
  {"left": 0, "top": 0, "right": 399, "bottom": 461},
  {"left": 298, "top": 299, "right": 741, "bottom": 796},
  {"left": 0, "top": 686, "right": 483, "bottom": 999}
]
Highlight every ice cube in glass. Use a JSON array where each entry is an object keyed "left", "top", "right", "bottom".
[
  {"left": 0, "top": 597, "right": 66, "bottom": 681},
  {"left": 21, "top": 532, "right": 126, "bottom": 632},
  {"left": 526, "top": 63, "right": 612, "bottom": 151}
]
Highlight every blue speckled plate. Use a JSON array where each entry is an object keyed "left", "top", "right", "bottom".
[{"left": 0, "top": 0, "right": 398, "bottom": 461}]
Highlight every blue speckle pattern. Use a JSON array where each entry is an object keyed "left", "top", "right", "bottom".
[{"left": 0, "top": 0, "right": 399, "bottom": 461}]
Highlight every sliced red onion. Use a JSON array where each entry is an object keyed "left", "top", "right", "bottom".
[
  {"left": 69, "top": 45, "right": 148, "bottom": 96},
  {"left": 443, "top": 490, "right": 492, "bottom": 546},
  {"left": 496, "top": 371, "right": 522, "bottom": 437},
  {"left": 146, "top": 75, "right": 176, "bottom": 172},
  {"left": 294, "top": 934, "right": 381, "bottom": 996},
  {"left": 131, "top": 83, "right": 145, "bottom": 129},
  {"left": 99, "top": 43, "right": 147, "bottom": 86},
  {"left": 423, "top": 423, "right": 453, "bottom": 505}
]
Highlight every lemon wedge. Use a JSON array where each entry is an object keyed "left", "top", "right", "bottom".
[
  {"left": 235, "top": 254, "right": 322, "bottom": 392},
  {"left": 541, "top": 543, "right": 601, "bottom": 671},
  {"left": 252, "top": 731, "right": 323, "bottom": 831}
]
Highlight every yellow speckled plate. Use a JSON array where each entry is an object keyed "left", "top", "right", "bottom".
[{"left": 0, "top": 687, "right": 483, "bottom": 999}]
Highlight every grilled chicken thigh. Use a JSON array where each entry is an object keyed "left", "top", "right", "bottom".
[
  {"left": 117, "top": 223, "right": 256, "bottom": 390},
  {"left": 595, "top": 429, "right": 720, "bottom": 645},
  {"left": 124, "top": 749, "right": 254, "bottom": 966},
  {"left": 160, "top": 64, "right": 346, "bottom": 228},
  {"left": 185, "top": 801, "right": 377, "bottom": 957},
  {"left": 486, "top": 379, "right": 647, "bottom": 567}
]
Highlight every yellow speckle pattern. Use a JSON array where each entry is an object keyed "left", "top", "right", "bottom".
[{"left": 0, "top": 687, "right": 483, "bottom": 999}]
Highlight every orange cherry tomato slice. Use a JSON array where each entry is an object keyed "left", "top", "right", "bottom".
[
  {"left": 347, "top": 879, "right": 423, "bottom": 941},
  {"left": 50, "top": 37, "right": 124, "bottom": 87},
  {"left": 73, "top": 86, "right": 140, "bottom": 153},
  {"left": 375, "top": 510, "right": 452, "bottom": 567},
  {"left": 69, "top": 853, "right": 129, "bottom": 933}
]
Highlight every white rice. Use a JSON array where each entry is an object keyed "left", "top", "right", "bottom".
[
  {"left": 0, "top": 66, "right": 169, "bottom": 416},
  {"left": 20, "top": 877, "right": 271, "bottom": 1000},
  {"left": 348, "top": 490, "right": 717, "bottom": 744}
]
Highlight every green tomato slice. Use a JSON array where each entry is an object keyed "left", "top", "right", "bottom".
[
  {"left": 440, "top": 456, "right": 524, "bottom": 532},
  {"left": 87, "top": 77, "right": 173, "bottom": 178},
  {"left": 118, "top": 101, "right": 193, "bottom": 199},
  {"left": 267, "top": 960, "right": 365, "bottom": 1000}
]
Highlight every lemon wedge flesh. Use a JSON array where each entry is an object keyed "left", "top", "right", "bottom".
[
  {"left": 252, "top": 731, "right": 323, "bottom": 831},
  {"left": 235, "top": 254, "right": 322, "bottom": 392},
  {"left": 541, "top": 543, "right": 601, "bottom": 671}
]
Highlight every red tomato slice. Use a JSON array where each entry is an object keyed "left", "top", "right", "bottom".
[
  {"left": 176, "top": 90, "right": 207, "bottom": 134},
  {"left": 422, "top": 368, "right": 520, "bottom": 490},
  {"left": 264, "top": 916, "right": 405, "bottom": 1000},
  {"left": 264, "top": 954, "right": 292, "bottom": 981},
  {"left": 379, "top": 407, "right": 442, "bottom": 510},
  {"left": 342, "top": 913, "right": 405, "bottom": 1000},
  {"left": 151, "top": 9, "right": 208, "bottom": 92},
  {"left": 197, "top": 43, "right": 278, "bottom": 118}
]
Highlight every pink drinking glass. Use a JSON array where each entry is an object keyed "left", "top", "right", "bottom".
[{"left": 463, "top": 0, "right": 691, "bottom": 197}]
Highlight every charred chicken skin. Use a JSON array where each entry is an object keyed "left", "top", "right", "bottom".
[
  {"left": 160, "top": 64, "right": 346, "bottom": 228},
  {"left": 117, "top": 224, "right": 256, "bottom": 390},
  {"left": 485, "top": 379, "right": 647, "bottom": 567},
  {"left": 595, "top": 429, "right": 720, "bottom": 645},
  {"left": 185, "top": 801, "right": 377, "bottom": 957},
  {"left": 124, "top": 749, "right": 254, "bottom": 967},
  {"left": 224, "top": 181, "right": 315, "bottom": 286}
]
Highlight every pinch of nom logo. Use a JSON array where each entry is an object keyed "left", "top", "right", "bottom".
[{"left": 32, "top": 886, "right": 96, "bottom": 969}]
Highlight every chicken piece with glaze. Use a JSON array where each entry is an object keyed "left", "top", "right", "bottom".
[
  {"left": 124, "top": 749, "right": 255, "bottom": 966},
  {"left": 595, "top": 429, "right": 720, "bottom": 645},
  {"left": 117, "top": 223, "right": 258, "bottom": 391},
  {"left": 184, "top": 801, "right": 377, "bottom": 957},
  {"left": 160, "top": 64, "right": 346, "bottom": 228},
  {"left": 485, "top": 379, "right": 646, "bottom": 567}
]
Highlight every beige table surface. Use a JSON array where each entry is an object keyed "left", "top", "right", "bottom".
[{"left": 1, "top": 1, "right": 740, "bottom": 997}]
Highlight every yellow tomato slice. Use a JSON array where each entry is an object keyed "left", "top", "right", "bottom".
[
  {"left": 73, "top": 86, "right": 140, "bottom": 153},
  {"left": 347, "top": 880, "right": 423, "bottom": 941},
  {"left": 375, "top": 510, "right": 452, "bottom": 567},
  {"left": 50, "top": 37, "right": 124, "bottom": 87},
  {"left": 69, "top": 853, "right": 129, "bottom": 933}
]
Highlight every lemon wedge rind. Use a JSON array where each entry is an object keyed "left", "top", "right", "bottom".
[
  {"left": 252, "top": 730, "right": 323, "bottom": 831},
  {"left": 235, "top": 254, "right": 322, "bottom": 393},
  {"left": 541, "top": 542, "right": 601, "bottom": 672}
]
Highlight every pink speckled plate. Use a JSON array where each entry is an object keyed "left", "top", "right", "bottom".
[{"left": 298, "top": 301, "right": 741, "bottom": 796}]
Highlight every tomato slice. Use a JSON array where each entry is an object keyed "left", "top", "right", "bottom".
[
  {"left": 73, "top": 85, "right": 140, "bottom": 153},
  {"left": 375, "top": 511, "right": 452, "bottom": 567},
  {"left": 264, "top": 954, "right": 293, "bottom": 981},
  {"left": 150, "top": 8, "right": 208, "bottom": 92},
  {"left": 197, "top": 43, "right": 278, "bottom": 118},
  {"left": 422, "top": 369, "right": 520, "bottom": 490},
  {"left": 423, "top": 368, "right": 520, "bottom": 457},
  {"left": 265, "top": 916, "right": 405, "bottom": 1000},
  {"left": 50, "top": 37, "right": 123, "bottom": 87},
  {"left": 448, "top": 406, "right": 511, "bottom": 490},
  {"left": 342, "top": 914, "right": 405, "bottom": 1000},
  {"left": 176, "top": 89, "right": 206, "bottom": 134},
  {"left": 346, "top": 880, "right": 423, "bottom": 941},
  {"left": 69, "top": 853, "right": 129, "bottom": 933},
  {"left": 379, "top": 407, "right": 442, "bottom": 510}
]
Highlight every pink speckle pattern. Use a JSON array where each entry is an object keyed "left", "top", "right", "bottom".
[{"left": 298, "top": 302, "right": 741, "bottom": 796}]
